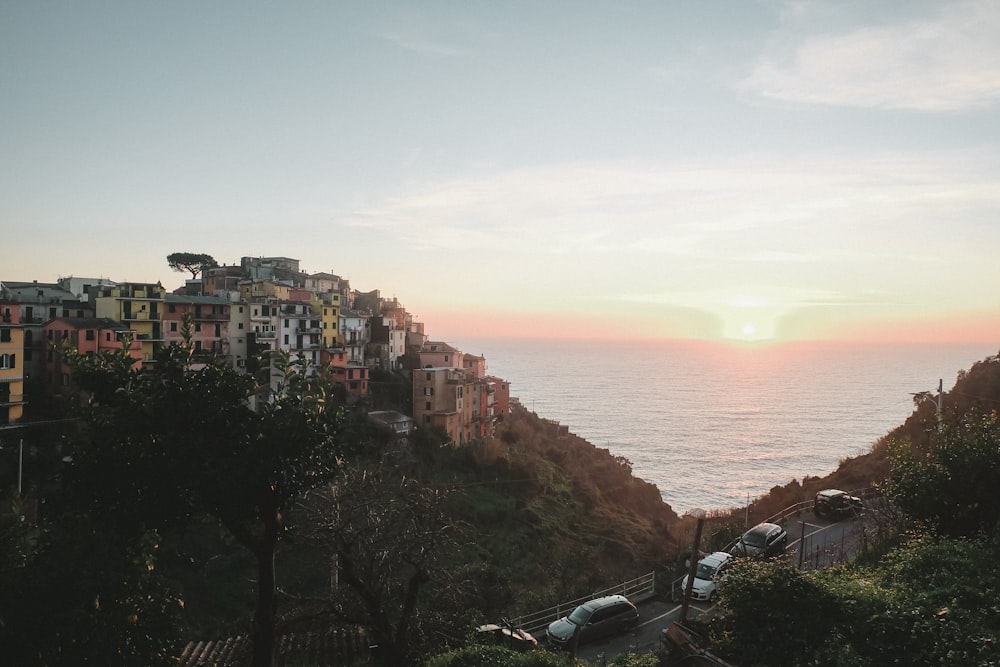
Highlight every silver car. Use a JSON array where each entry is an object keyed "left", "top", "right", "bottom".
[{"left": 545, "top": 594, "right": 639, "bottom": 649}]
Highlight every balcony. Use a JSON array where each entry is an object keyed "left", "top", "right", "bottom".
[
  {"left": 192, "top": 312, "right": 229, "bottom": 322},
  {"left": 0, "top": 393, "right": 26, "bottom": 406}
]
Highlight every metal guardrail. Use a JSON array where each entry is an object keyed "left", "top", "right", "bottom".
[
  {"left": 512, "top": 489, "right": 881, "bottom": 636},
  {"left": 511, "top": 571, "right": 656, "bottom": 635}
]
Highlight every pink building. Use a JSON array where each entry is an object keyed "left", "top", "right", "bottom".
[
  {"left": 43, "top": 317, "right": 143, "bottom": 395},
  {"left": 163, "top": 295, "right": 232, "bottom": 359},
  {"left": 322, "top": 348, "right": 369, "bottom": 402},
  {"left": 463, "top": 353, "right": 487, "bottom": 380},
  {"left": 412, "top": 367, "right": 475, "bottom": 444},
  {"left": 418, "top": 341, "right": 462, "bottom": 369}
]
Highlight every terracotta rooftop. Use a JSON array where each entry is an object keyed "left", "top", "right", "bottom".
[{"left": 176, "top": 627, "right": 369, "bottom": 666}]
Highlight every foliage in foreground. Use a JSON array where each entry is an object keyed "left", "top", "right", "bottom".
[
  {"left": 424, "top": 645, "right": 660, "bottom": 667},
  {"left": 709, "top": 533, "right": 1000, "bottom": 666},
  {"left": 882, "top": 406, "right": 1000, "bottom": 538}
]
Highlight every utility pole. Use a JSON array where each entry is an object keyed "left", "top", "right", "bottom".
[
  {"left": 679, "top": 509, "right": 706, "bottom": 625},
  {"left": 935, "top": 378, "right": 944, "bottom": 422}
]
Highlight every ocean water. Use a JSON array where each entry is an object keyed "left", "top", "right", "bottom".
[{"left": 458, "top": 337, "right": 998, "bottom": 512}]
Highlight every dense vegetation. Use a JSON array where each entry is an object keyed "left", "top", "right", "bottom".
[{"left": 2, "top": 342, "right": 998, "bottom": 666}]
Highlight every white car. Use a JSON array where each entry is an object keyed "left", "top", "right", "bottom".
[{"left": 681, "top": 551, "right": 733, "bottom": 603}]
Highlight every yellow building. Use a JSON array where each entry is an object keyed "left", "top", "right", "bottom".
[
  {"left": 312, "top": 291, "right": 342, "bottom": 348},
  {"left": 0, "top": 301, "right": 26, "bottom": 425},
  {"left": 94, "top": 282, "right": 166, "bottom": 364}
]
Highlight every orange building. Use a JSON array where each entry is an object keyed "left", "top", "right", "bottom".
[{"left": 0, "top": 301, "right": 25, "bottom": 425}]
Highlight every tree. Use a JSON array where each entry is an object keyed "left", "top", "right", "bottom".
[
  {"left": 711, "top": 559, "right": 837, "bottom": 666},
  {"left": 63, "top": 343, "right": 354, "bottom": 666},
  {"left": 0, "top": 514, "right": 183, "bottom": 666},
  {"left": 300, "top": 466, "right": 466, "bottom": 666},
  {"left": 166, "top": 252, "right": 218, "bottom": 279},
  {"left": 883, "top": 407, "right": 1000, "bottom": 537}
]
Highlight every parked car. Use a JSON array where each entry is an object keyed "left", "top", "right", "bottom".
[
  {"left": 681, "top": 551, "right": 733, "bottom": 603},
  {"left": 545, "top": 594, "right": 639, "bottom": 649},
  {"left": 731, "top": 522, "right": 788, "bottom": 558},
  {"left": 476, "top": 620, "right": 538, "bottom": 651},
  {"left": 814, "top": 489, "right": 863, "bottom": 519}
]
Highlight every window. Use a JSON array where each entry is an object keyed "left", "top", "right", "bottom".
[
  {"left": 194, "top": 323, "right": 201, "bottom": 333},
  {"left": 214, "top": 324, "right": 220, "bottom": 336},
  {"left": 0, "top": 353, "right": 15, "bottom": 369},
  {"left": 0, "top": 329, "right": 9, "bottom": 342},
  {"left": 425, "top": 401, "right": 431, "bottom": 410},
  {"left": 170, "top": 322, "right": 177, "bottom": 332},
  {"left": 169, "top": 304, "right": 176, "bottom": 313},
  {"left": 238, "top": 323, "right": 244, "bottom": 330},
  {"left": 85, "top": 330, "right": 95, "bottom": 341}
]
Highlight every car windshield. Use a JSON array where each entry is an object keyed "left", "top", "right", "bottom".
[
  {"left": 567, "top": 605, "right": 592, "bottom": 625},
  {"left": 742, "top": 532, "right": 766, "bottom": 548},
  {"left": 695, "top": 562, "right": 719, "bottom": 580}
]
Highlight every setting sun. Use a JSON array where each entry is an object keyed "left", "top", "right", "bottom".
[{"left": 742, "top": 324, "right": 757, "bottom": 337}]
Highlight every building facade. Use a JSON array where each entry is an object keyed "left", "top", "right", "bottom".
[{"left": 0, "top": 301, "right": 25, "bottom": 425}]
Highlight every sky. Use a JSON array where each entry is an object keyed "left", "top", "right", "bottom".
[{"left": 2, "top": 0, "right": 1000, "bottom": 344}]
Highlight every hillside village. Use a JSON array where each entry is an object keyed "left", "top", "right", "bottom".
[{"left": 0, "top": 254, "right": 511, "bottom": 445}]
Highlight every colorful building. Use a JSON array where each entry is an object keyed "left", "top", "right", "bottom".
[
  {"left": 42, "top": 317, "right": 143, "bottom": 396},
  {"left": 163, "top": 295, "right": 232, "bottom": 360},
  {"left": 94, "top": 282, "right": 166, "bottom": 365},
  {"left": 0, "top": 301, "right": 25, "bottom": 425},
  {"left": 412, "top": 367, "right": 475, "bottom": 445}
]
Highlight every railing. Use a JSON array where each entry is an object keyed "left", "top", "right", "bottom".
[{"left": 510, "top": 571, "right": 656, "bottom": 636}]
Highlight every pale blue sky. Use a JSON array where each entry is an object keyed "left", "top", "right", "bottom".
[{"left": 3, "top": 1, "right": 999, "bottom": 341}]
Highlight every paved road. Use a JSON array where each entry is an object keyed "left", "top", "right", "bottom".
[{"left": 568, "top": 512, "right": 864, "bottom": 664}]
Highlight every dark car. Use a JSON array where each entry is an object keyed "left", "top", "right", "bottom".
[
  {"left": 545, "top": 594, "right": 639, "bottom": 649},
  {"left": 814, "top": 489, "right": 863, "bottom": 519},
  {"left": 731, "top": 522, "right": 788, "bottom": 558}
]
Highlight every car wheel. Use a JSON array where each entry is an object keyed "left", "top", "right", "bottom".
[{"left": 709, "top": 591, "right": 717, "bottom": 604}]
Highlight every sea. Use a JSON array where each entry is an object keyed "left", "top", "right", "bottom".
[{"left": 456, "top": 337, "right": 998, "bottom": 513}]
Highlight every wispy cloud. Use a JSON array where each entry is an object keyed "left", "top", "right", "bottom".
[
  {"left": 378, "top": 31, "right": 465, "bottom": 57},
  {"left": 741, "top": 0, "right": 1000, "bottom": 110},
  {"left": 340, "top": 149, "right": 1000, "bottom": 259}
]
